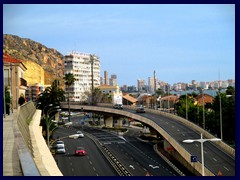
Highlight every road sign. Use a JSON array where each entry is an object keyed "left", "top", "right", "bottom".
[{"left": 191, "top": 155, "right": 198, "bottom": 162}]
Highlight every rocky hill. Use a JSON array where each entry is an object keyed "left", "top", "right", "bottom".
[{"left": 3, "top": 34, "right": 65, "bottom": 87}]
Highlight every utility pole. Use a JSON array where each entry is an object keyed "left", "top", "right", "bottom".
[
  {"left": 202, "top": 89, "right": 205, "bottom": 129},
  {"left": 185, "top": 84, "right": 188, "bottom": 120},
  {"left": 90, "top": 54, "right": 94, "bottom": 105},
  {"left": 154, "top": 70, "right": 156, "bottom": 109}
]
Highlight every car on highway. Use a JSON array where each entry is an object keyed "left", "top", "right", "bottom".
[
  {"left": 136, "top": 105, "right": 145, "bottom": 113},
  {"left": 53, "top": 140, "right": 65, "bottom": 148},
  {"left": 76, "top": 131, "right": 84, "bottom": 138},
  {"left": 56, "top": 146, "right": 66, "bottom": 154},
  {"left": 113, "top": 104, "right": 123, "bottom": 109},
  {"left": 75, "top": 147, "right": 86, "bottom": 156}
]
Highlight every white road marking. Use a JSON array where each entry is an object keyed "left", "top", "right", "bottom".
[
  {"left": 213, "top": 158, "right": 217, "bottom": 162},
  {"left": 223, "top": 166, "right": 229, "bottom": 171}
]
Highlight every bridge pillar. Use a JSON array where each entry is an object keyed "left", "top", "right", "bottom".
[
  {"left": 149, "top": 127, "right": 158, "bottom": 137},
  {"left": 114, "top": 117, "right": 123, "bottom": 128},
  {"left": 104, "top": 116, "right": 113, "bottom": 128}
]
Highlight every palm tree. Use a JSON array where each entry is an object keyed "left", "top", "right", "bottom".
[{"left": 64, "top": 73, "right": 76, "bottom": 121}]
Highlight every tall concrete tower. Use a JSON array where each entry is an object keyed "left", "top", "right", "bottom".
[{"left": 104, "top": 71, "right": 108, "bottom": 85}]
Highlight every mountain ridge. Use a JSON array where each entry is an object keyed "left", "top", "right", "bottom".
[{"left": 3, "top": 34, "right": 65, "bottom": 87}]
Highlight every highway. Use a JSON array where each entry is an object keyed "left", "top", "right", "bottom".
[
  {"left": 53, "top": 127, "right": 118, "bottom": 176},
  {"left": 123, "top": 108, "right": 235, "bottom": 176},
  {"left": 83, "top": 127, "right": 179, "bottom": 176},
  {"left": 53, "top": 115, "right": 183, "bottom": 176},
  {"left": 58, "top": 105, "right": 235, "bottom": 176}
]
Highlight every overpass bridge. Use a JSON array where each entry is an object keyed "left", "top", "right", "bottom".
[{"left": 60, "top": 102, "right": 235, "bottom": 176}]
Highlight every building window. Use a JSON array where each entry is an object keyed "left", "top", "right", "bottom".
[{"left": 4, "top": 69, "right": 10, "bottom": 86}]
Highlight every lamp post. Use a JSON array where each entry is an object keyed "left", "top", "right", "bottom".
[
  {"left": 42, "top": 104, "right": 53, "bottom": 117},
  {"left": 202, "top": 89, "right": 205, "bottom": 129},
  {"left": 49, "top": 134, "right": 79, "bottom": 148},
  {"left": 183, "top": 133, "right": 221, "bottom": 176},
  {"left": 90, "top": 54, "right": 94, "bottom": 105},
  {"left": 185, "top": 84, "right": 188, "bottom": 120},
  {"left": 45, "top": 109, "right": 62, "bottom": 147},
  {"left": 47, "top": 106, "right": 60, "bottom": 116},
  {"left": 219, "top": 91, "right": 222, "bottom": 140}
]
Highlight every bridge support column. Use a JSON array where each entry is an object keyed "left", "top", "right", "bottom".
[
  {"left": 104, "top": 116, "right": 113, "bottom": 128},
  {"left": 149, "top": 127, "right": 158, "bottom": 137},
  {"left": 114, "top": 117, "right": 123, "bottom": 128}
]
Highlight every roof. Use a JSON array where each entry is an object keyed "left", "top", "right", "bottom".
[
  {"left": 3, "top": 53, "right": 27, "bottom": 70},
  {"left": 3, "top": 53, "right": 22, "bottom": 63},
  {"left": 98, "top": 84, "right": 118, "bottom": 89},
  {"left": 161, "top": 95, "right": 179, "bottom": 102},
  {"left": 123, "top": 94, "right": 138, "bottom": 103},
  {"left": 195, "top": 94, "right": 214, "bottom": 105}
]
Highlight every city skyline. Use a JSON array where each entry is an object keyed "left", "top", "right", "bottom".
[{"left": 3, "top": 4, "right": 235, "bottom": 86}]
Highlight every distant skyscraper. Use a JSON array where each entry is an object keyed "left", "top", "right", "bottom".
[
  {"left": 109, "top": 74, "right": 117, "bottom": 86},
  {"left": 148, "top": 76, "right": 158, "bottom": 94},
  {"left": 104, "top": 71, "right": 108, "bottom": 85},
  {"left": 137, "top": 79, "right": 146, "bottom": 93}
]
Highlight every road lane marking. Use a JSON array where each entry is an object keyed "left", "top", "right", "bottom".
[
  {"left": 213, "top": 158, "right": 217, "bottom": 162},
  {"left": 89, "top": 161, "right": 92, "bottom": 164},
  {"left": 223, "top": 166, "right": 229, "bottom": 171}
]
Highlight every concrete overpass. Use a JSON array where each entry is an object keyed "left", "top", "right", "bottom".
[{"left": 60, "top": 102, "right": 235, "bottom": 176}]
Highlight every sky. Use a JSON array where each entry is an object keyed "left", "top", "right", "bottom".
[{"left": 3, "top": 4, "right": 235, "bottom": 86}]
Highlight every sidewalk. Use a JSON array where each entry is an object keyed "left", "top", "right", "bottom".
[{"left": 3, "top": 109, "right": 23, "bottom": 176}]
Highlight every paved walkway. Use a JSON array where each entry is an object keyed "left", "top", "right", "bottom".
[{"left": 3, "top": 110, "right": 23, "bottom": 176}]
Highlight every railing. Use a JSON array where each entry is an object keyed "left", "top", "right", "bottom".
[{"left": 14, "top": 102, "right": 40, "bottom": 176}]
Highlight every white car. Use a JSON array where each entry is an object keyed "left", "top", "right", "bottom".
[
  {"left": 54, "top": 140, "right": 65, "bottom": 148},
  {"left": 56, "top": 146, "right": 66, "bottom": 154},
  {"left": 76, "top": 131, "right": 84, "bottom": 138}
]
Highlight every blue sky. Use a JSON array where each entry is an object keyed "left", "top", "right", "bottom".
[{"left": 3, "top": 4, "right": 235, "bottom": 86}]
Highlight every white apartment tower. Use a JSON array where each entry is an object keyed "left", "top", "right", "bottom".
[{"left": 64, "top": 51, "right": 101, "bottom": 102}]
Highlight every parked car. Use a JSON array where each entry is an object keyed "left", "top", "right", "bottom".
[
  {"left": 75, "top": 147, "right": 86, "bottom": 156},
  {"left": 76, "top": 131, "right": 84, "bottom": 138},
  {"left": 113, "top": 104, "right": 123, "bottom": 109},
  {"left": 136, "top": 105, "right": 145, "bottom": 113},
  {"left": 56, "top": 146, "right": 66, "bottom": 154}
]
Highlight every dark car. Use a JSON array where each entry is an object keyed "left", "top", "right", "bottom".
[
  {"left": 136, "top": 105, "right": 145, "bottom": 113},
  {"left": 113, "top": 104, "right": 123, "bottom": 109}
]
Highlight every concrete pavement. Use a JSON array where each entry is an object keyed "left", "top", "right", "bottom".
[{"left": 3, "top": 110, "right": 23, "bottom": 176}]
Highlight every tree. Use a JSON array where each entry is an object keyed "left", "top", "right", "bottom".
[
  {"left": 64, "top": 73, "right": 76, "bottom": 121},
  {"left": 37, "top": 79, "right": 65, "bottom": 111},
  {"left": 212, "top": 88, "right": 235, "bottom": 145}
]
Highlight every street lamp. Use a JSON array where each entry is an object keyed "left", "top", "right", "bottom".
[
  {"left": 183, "top": 133, "right": 221, "bottom": 176},
  {"left": 47, "top": 106, "right": 60, "bottom": 116},
  {"left": 49, "top": 134, "right": 79, "bottom": 148},
  {"left": 42, "top": 104, "right": 53, "bottom": 116},
  {"left": 185, "top": 84, "right": 188, "bottom": 120},
  {"left": 219, "top": 94, "right": 233, "bottom": 140}
]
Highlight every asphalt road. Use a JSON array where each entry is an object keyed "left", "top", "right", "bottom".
[
  {"left": 82, "top": 126, "right": 180, "bottom": 176},
  {"left": 123, "top": 108, "right": 235, "bottom": 176},
  {"left": 53, "top": 127, "right": 118, "bottom": 176}
]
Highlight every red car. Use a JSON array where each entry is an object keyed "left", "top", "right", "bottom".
[{"left": 75, "top": 147, "right": 86, "bottom": 156}]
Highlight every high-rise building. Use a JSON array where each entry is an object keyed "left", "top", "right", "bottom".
[
  {"left": 64, "top": 51, "right": 100, "bottom": 102},
  {"left": 148, "top": 77, "right": 158, "bottom": 94},
  {"left": 137, "top": 79, "right": 146, "bottom": 93},
  {"left": 109, "top": 74, "right": 117, "bottom": 86},
  {"left": 104, "top": 71, "right": 108, "bottom": 85}
]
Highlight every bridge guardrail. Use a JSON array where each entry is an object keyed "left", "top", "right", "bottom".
[{"left": 14, "top": 102, "right": 40, "bottom": 176}]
